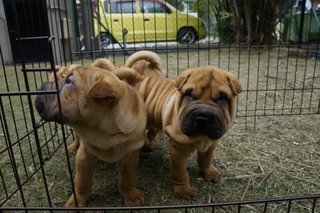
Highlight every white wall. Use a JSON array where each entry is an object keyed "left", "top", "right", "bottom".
[{"left": 0, "top": 0, "right": 12, "bottom": 64}]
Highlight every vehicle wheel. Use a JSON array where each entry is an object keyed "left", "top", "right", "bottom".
[
  {"left": 177, "top": 28, "right": 198, "bottom": 44},
  {"left": 100, "top": 33, "right": 114, "bottom": 50}
]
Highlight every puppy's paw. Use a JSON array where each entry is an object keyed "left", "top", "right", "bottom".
[
  {"left": 199, "top": 165, "right": 220, "bottom": 183},
  {"left": 65, "top": 194, "right": 87, "bottom": 207},
  {"left": 173, "top": 185, "right": 199, "bottom": 199},
  {"left": 123, "top": 189, "right": 144, "bottom": 206}
]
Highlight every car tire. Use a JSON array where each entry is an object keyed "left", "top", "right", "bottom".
[
  {"left": 100, "top": 33, "right": 114, "bottom": 50},
  {"left": 177, "top": 28, "right": 198, "bottom": 44}
]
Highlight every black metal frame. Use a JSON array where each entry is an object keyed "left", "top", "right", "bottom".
[{"left": 1, "top": 0, "right": 320, "bottom": 211}]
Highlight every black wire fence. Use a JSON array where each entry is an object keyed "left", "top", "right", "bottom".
[{"left": 0, "top": 0, "right": 319, "bottom": 211}]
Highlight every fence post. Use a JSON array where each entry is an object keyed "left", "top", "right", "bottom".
[{"left": 298, "top": 0, "right": 306, "bottom": 44}]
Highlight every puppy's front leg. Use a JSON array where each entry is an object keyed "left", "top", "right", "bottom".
[
  {"left": 117, "top": 150, "right": 144, "bottom": 206},
  {"left": 197, "top": 143, "right": 220, "bottom": 183},
  {"left": 168, "top": 141, "right": 198, "bottom": 199},
  {"left": 67, "top": 134, "right": 80, "bottom": 153},
  {"left": 65, "top": 145, "right": 98, "bottom": 207}
]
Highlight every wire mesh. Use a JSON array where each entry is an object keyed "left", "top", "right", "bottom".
[{"left": 0, "top": 0, "right": 320, "bottom": 211}]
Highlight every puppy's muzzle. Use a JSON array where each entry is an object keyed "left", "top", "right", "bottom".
[
  {"left": 181, "top": 107, "right": 227, "bottom": 140},
  {"left": 35, "top": 82, "right": 63, "bottom": 123}
]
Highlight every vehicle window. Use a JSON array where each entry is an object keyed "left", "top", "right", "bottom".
[
  {"left": 103, "top": 0, "right": 108, "bottom": 13},
  {"left": 140, "top": 0, "right": 170, "bottom": 13},
  {"left": 109, "top": 0, "right": 136, "bottom": 13}
]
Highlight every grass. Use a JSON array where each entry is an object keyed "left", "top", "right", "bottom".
[{"left": 0, "top": 47, "right": 320, "bottom": 212}]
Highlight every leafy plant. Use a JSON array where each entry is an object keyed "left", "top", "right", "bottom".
[{"left": 193, "top": 0, "right": 294, "bottom": 44}]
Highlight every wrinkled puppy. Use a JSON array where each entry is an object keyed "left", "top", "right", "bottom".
[
  {"left": 63, "top": 50, "right": 164, "bottom": 154},
  {"left": 35, "top": 66, "right": 147, "bottom": 207},
  {"left": 124, "top": 51, "right": 167, "bottom": 150},
  {"left": 113, "top": 66, "right": 242, "bottom": 199}
]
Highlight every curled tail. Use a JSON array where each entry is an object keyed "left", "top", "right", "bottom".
[
  {"left": 91, "top": 58, "right": 116, "bottom": 71},
  {"left": 125, "top": 50, "right": 162, "bottom": 72}
]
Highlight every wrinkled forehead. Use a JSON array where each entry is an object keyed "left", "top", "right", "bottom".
[
  {"left": 66, "top": 67, "right": 101, "bottom": 85},
  {"left": 59, "top": 64, "right": 80, "bottom": 75},
  {"left": 70, "top": 66, "right": 106, "bottom": 85},
  {"left": 184, "top": 68, "right": 232, "bottom": 96}
]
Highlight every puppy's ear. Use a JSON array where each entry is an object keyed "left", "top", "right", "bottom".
[
  {"left": 87, "top": 77, "right": 118, "bottom": 103},
  {"left": 226, "top": 74, "right": 242, "bottom": 96},
  {"left": 175, "top": 74, "right": 190, "bottom": 91}
]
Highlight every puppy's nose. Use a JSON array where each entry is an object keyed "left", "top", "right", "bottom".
[
  {"left": 195, "top": 116, "right": 209, "bottom": 129},
  {"left": 194, "top": 110, "right": 225, "bottom": 139}
]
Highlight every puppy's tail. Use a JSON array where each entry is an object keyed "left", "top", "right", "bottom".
[
  {"left": 125, "top": 50, "right": 162, "bottom": 71},
  {"left": 91, "top": 58, "right": 116, "bottom": 71},
  {"left": 114, "top": 67, "right": 144, "bottom": 86}
]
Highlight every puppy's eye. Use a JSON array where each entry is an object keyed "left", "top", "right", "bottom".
[
  {"left": 184, "top": 90, "right": 194, "bottom": 101},
  {"left": 65, "top": 78, "right": 72, "bottom": 84},
  {"left": 217, "top": 92, "right": 229, "bottom": 105},
  {"left": 65, "top": 74, "right": 74, "bottom": 85}
]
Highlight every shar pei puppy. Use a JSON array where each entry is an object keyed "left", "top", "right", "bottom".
[
  {"left": 113, "top": 65, "right": 242, "bottom": 199},
  {"left": 35, "top": 65, "right": 147, "bottom": 206}
]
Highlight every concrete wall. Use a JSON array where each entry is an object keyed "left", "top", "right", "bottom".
[
  {"left": 0, "top": 0, "right": 12, "bottom": 64},
  {"left": 47, "top": 0, "right": 78, "bottom": 64}
]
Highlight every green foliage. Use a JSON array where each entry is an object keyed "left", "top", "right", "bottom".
[
  {"left": 213, "top": 14, "right": 235, "bottom": 43},
  {"left": 192, "top": 0, "right": 294, "bottom": 44},
  {"left": 192, "top": 0, "right": 218, "bottom": 17},
  {"left": 192, "top": 0, "right": 235, "bottom": 42}
]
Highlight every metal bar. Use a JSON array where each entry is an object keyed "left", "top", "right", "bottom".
[
  {"left": 21, "top": 68, "right": 58, "bottom": 72},
  {"left": 0, "top": 96, "right": 26, "bottom": 206},
  {"left": 0, "top": 114, "right": 9, "bottom": 200},
  {"left": 244, "top": 43, "right": 251, "bottom": 127},
  {"left": 63, "top": 0, "right": 74, "bottom": 64},
  {"left": 10, "top": 0, "right": 53, "bottom": 206},
  {"left": 46, "top": 0, "right": 58, "bottom": 65},
  {"left": 47, "top": 34, "right": 79, "bottom": 208},
  {"left": 56, "top": 0, "right": 67, "bottom": 65},
  {"left": 308, "top": 43, "right": 320, "bottom": 114},
  {"left": 287, "top": 200, "right": 292, "bottom": 213},
  {"left": 0, "top": 90, "right": 58, "bottom": 96},
  {"left": 1, "top": 193, "right": 320, "bottom": 211},
  {"left": 312, "top": 197, "right": 318, "bottom": 212},
  {"left": 70, "top": 43, "right": 320, "bottom": 54},
  {"left": 6, "top": 0, "right": 30, "bottom": 206},
  {"left": 16, "top": 36, "right": 51, "bottom": 41},
  {"left": 298, "top": 0, "right": 307, "bottom": 45}
]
